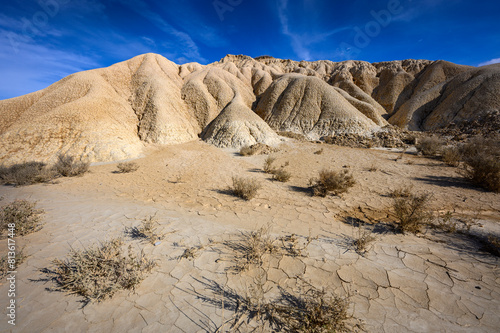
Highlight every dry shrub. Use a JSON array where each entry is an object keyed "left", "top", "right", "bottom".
[
  {"left": 353, "top": 226, "right": 376, "bottom": 255},
  {"left": 392, "top": 192, "right": 432, "bottom": 234},
  {"left": 54, "top": 154, "right": 89, "bottom": 177},
  {"left": 278, "top": 131, "right": 307, "bottom": 141},
  {"left": 0, "top": 248, "right": 27, "bottom": 279},
  {"left": 314, "top": 148, "right": 324, "bottom": 155},
  {"left": 0, "top": 162, "right": 58, "bottom": 186},
  {"left": 230, "top": 177, "right": 261, "bottom": 200},
  {"left": 367, "top": 163, "right": 378, "bottom": 172},
  {"left": 309, "top": 169, "right": 355, "bottom": 197},
  {"left": 460, "top": 138, "right": 500, "bottom": 192},
  {"left": 273, "top": 283, "right": 350, "bottom": 333},
  {"left": 271, "top": 168, "right": 291, "bottom": 182},
  {"left": 263, "top": 156, "right": 276, "bottom": 174},
  {"left": 117, "top": 161, "right": 139, "bottom": 173},
  {"left": 239, "top": 146, "right": 255, "bottom": 156},
  {"left": 389, "top": 186, "right": 414, "bottom": 198},
  {"left": 416, "top": 136, "right": 442, "bottom": 156},
  {"left": 225, "top": 226, "right": 279, "bottom": 272},
  {"left": 441, "top": 146, "right": 461, "bottom": 167},
  {"left": 278, "top": 233, "right": 316, "bottom": 257},
  {"left": 44, "top": 238, "right": 156, "bottom": 304},
  {"left": 126, "top": 215, "right": 166, "bottom": 244},
  {"left": 0, "top": 200, "right": 44, "bottom": 236}
]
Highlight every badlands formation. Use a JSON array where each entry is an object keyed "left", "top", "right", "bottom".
[
  {"left": 0, "top": 53, "right": 499, "bottom": 164},
  {"left": 0, "top": 54, "right": 499, "bottom": 333}
]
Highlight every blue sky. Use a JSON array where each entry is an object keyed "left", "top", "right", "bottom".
[{"left": 1, "top": 0, "right": 499, "bottom": 100}]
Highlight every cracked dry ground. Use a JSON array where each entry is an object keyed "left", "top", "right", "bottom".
[{"left": 1, "top": 140, "right": 499, "bottom": 332}]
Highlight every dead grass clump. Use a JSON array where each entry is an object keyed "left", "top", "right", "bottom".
[
  {"left": 271, "top": 168, "right": 291, "bottom": 182},
  {"left": 125, "top": 215, "right": 166, "bottom": 244},
  {"left": 0, "top": 200, "right": 44, "bottom": 236},
  {"left": 117, "top": 161, "right": 139, "bottom": 173},
  {"left": 278, "top": 131, "right": 307, "bottom": 141},
  {"left": 225, "top": 226, "right": 279, "bottom": 272},
  {"left": 353, "top": 226, "right": 376, "bottom": 255},
  {"left": 430, "top": 211, "right": 478, "bottom": 234},
  {"left": 0, "top": 248, "right": 27, "bottom": 279},
  {"left": 368, "top": 163, "right": 378, "bottom": 172},
  {"left": 441, "top": 146, "right": 461, "bottom": 167},
  {"left": 388, "top": 186, "right": 414, "bottom": 199},
  {"left": 44, "top": 238, "right": 156, "bottom": 304},
  {"left": 278, "top": 233, "right": 316, "bottom": 257},
  {"left": 392, "top": 192, "right": 432, "bottom": 234},
  {"left": 462, "top": 150, "right": 500, "bottom": 193},
  {"left": 239, "top": 146, "right": 255, "bottom": 156},
  {"left": 54, "top": 154, "right": 89, "bottom": 177},
  {"left": 230, "top": 177, "right": 261, "bottom": 200},
  {"left": 273, "top": 283, "right": 350, "bottom": 333},
  {"left": 0, "top": 162, "right": 57, "bottom": 186},
  {"left": 314, "top": 148, "right": 324, "bottom": 155},
  {"left": 263, "top": 156, "right": 276, "bottom": 174},
  {"left": 416, "top": 136, "right": 442, "bottom": 156},
  {"left": 309, "top": 169, "right": 355, "bottom": 197}
]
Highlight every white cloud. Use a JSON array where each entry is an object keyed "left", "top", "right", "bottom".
[{"left": 478, "top": 57, "right": 500, "bottom": 67}]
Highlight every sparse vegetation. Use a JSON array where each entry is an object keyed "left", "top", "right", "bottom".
[
  {"left": 278, "top": 131, "right": 307, "bottom": 141},
  {"left": 0, "top": 154, "right": 89, "bottom": 186},
  {"left": 314, "top": 148, "right": 324, "bottom": 155},
  {"left": 368, "top": 163, "right": 378, "bottom": 172},
  {"left": 0, "top": 200, "right": 44, "bottom": 236},
  {"left": 125, "top": 215, "right": 167, "bottom": 244},
  {"left": 43, "top": 238, "right": 156, "bottom": 304},
  {"left": 229, "top": 176, "right": 261, "bottom": 200},
  {"left": 441, "top": 146, "right": 461, "bottom": 167},
  {"left": 460, "top": 138, "right": 500, "bottom": 192},
  {"left": 416, "top": 136, "right": 442, "bottom": 156},
  {"left": 239, "top": 145, "right": 255, "bottom": 156},
  {"left": 54, "top": 154, "right": 90, "bottom": 177},
  {"left": 389, "top": 186, "right": 414, "bottom": 199},
  {"left": 271, "top": 168, "right": 291, "bottom": 182},
  {"left": 117, "top": 161, "right": 139, "bottom": 173},
  {"left": 392, "top": 191, "right": 432, "bottom": 234},
  {"left": 309, "top": 169, "right": 355, "bottom": 197},
  {"left": 353, "top": 226, "right": 376, "bottom": 255},
  {"left": 263, "top": 156, "right": 277, "bottom": 174},
  {"left": 0, "top": 162, "right": 57, "bottom": 186},
  {"left": 0, "top": 248, "right": 27, "bottom": 279}
]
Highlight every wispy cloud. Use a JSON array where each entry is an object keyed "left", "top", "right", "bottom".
[
  {"left": 478, "top": 57, "right": 500, "bottom": 67},
  {"left": 277, "top": 0, "right": 349, "bottom": 61},
  {"left": 113, "top": 0, "right": 206, "bottom": 63}
]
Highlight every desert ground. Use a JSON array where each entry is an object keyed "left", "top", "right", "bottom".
[{"left": 0, "top": 138, "right": 499, "bottom": 332}]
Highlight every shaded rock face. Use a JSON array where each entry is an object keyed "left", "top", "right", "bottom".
[{"left": 0, "top": 53, "right": 497, "bottom": 164}]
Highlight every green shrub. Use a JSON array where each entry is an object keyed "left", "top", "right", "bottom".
[{"left": 309, "top": 169, "right": 355, "bottom": 197}]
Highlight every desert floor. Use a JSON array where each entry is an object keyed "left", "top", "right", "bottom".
[{"left": 1, "top": 139, "right": 499, "bottom": 332}]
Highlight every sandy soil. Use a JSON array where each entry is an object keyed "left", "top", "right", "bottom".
[{"left": 0, "top": 139, "right": 499, "bottom": 332}]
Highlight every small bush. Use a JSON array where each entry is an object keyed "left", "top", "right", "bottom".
[
  {"left": 368, "top": 163, "right": 378, "bottom": 172},
  {"left": 462, "top": 151, "right": 500, "bottom": 193},
  {"left": 44, "top": 238, "right": 156, "bottom": 304},
  {"left": 125, "top": 215, "right": 166, "bottom": 244},
  {"left": 0, "top": 248, "right": 27, "bottom": 279},
  {"left": 54, "top": 154, "right": 89, "bottom": 177},
  {"left": 393, "top": 192, "right": 432, "bottom": 234},
  {"left": 416, "top": 136, "right": 442, "bottom": 156},
  {"left": 263, "top": 156, "right": 276, "bottom": 174},
  {"left": 309, "top": 169, "right": 355, "bottom": 197},
  {"left": 314, "top": 148, "right": 324, "bottom": 155},
  {"left": 0, "top": 162, "right": 57, "bottom": 186},
  {"left": 230, "top": 177, "right": 261, "bottom": 200},
  {"left": 389, "top": 186, "right": 414, "bottom": 199},
  {"left": 117, "top": 161, "right": 139, "bottom": 173},
  {"left": 0, "top": 200, "right": 44, "bottom": 236},
  {"left": 441, "top": 146, "right": 461, "bottom": 167},
  {"left": 353, "top": 226, "right": 376, "bottom": 255},
  {"left": 271, "top": 168, "right": 291, "bottom": 182},
  {"left": 239, "top": 146, "right": 255, "bottom": 156}
]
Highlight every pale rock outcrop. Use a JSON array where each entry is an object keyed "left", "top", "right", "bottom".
[
  {"left": 202, "top": 95, "right": 281, "bottom": 148},
  {"left": 255, "top": 74, "right": 383, "bottom": 139}
]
